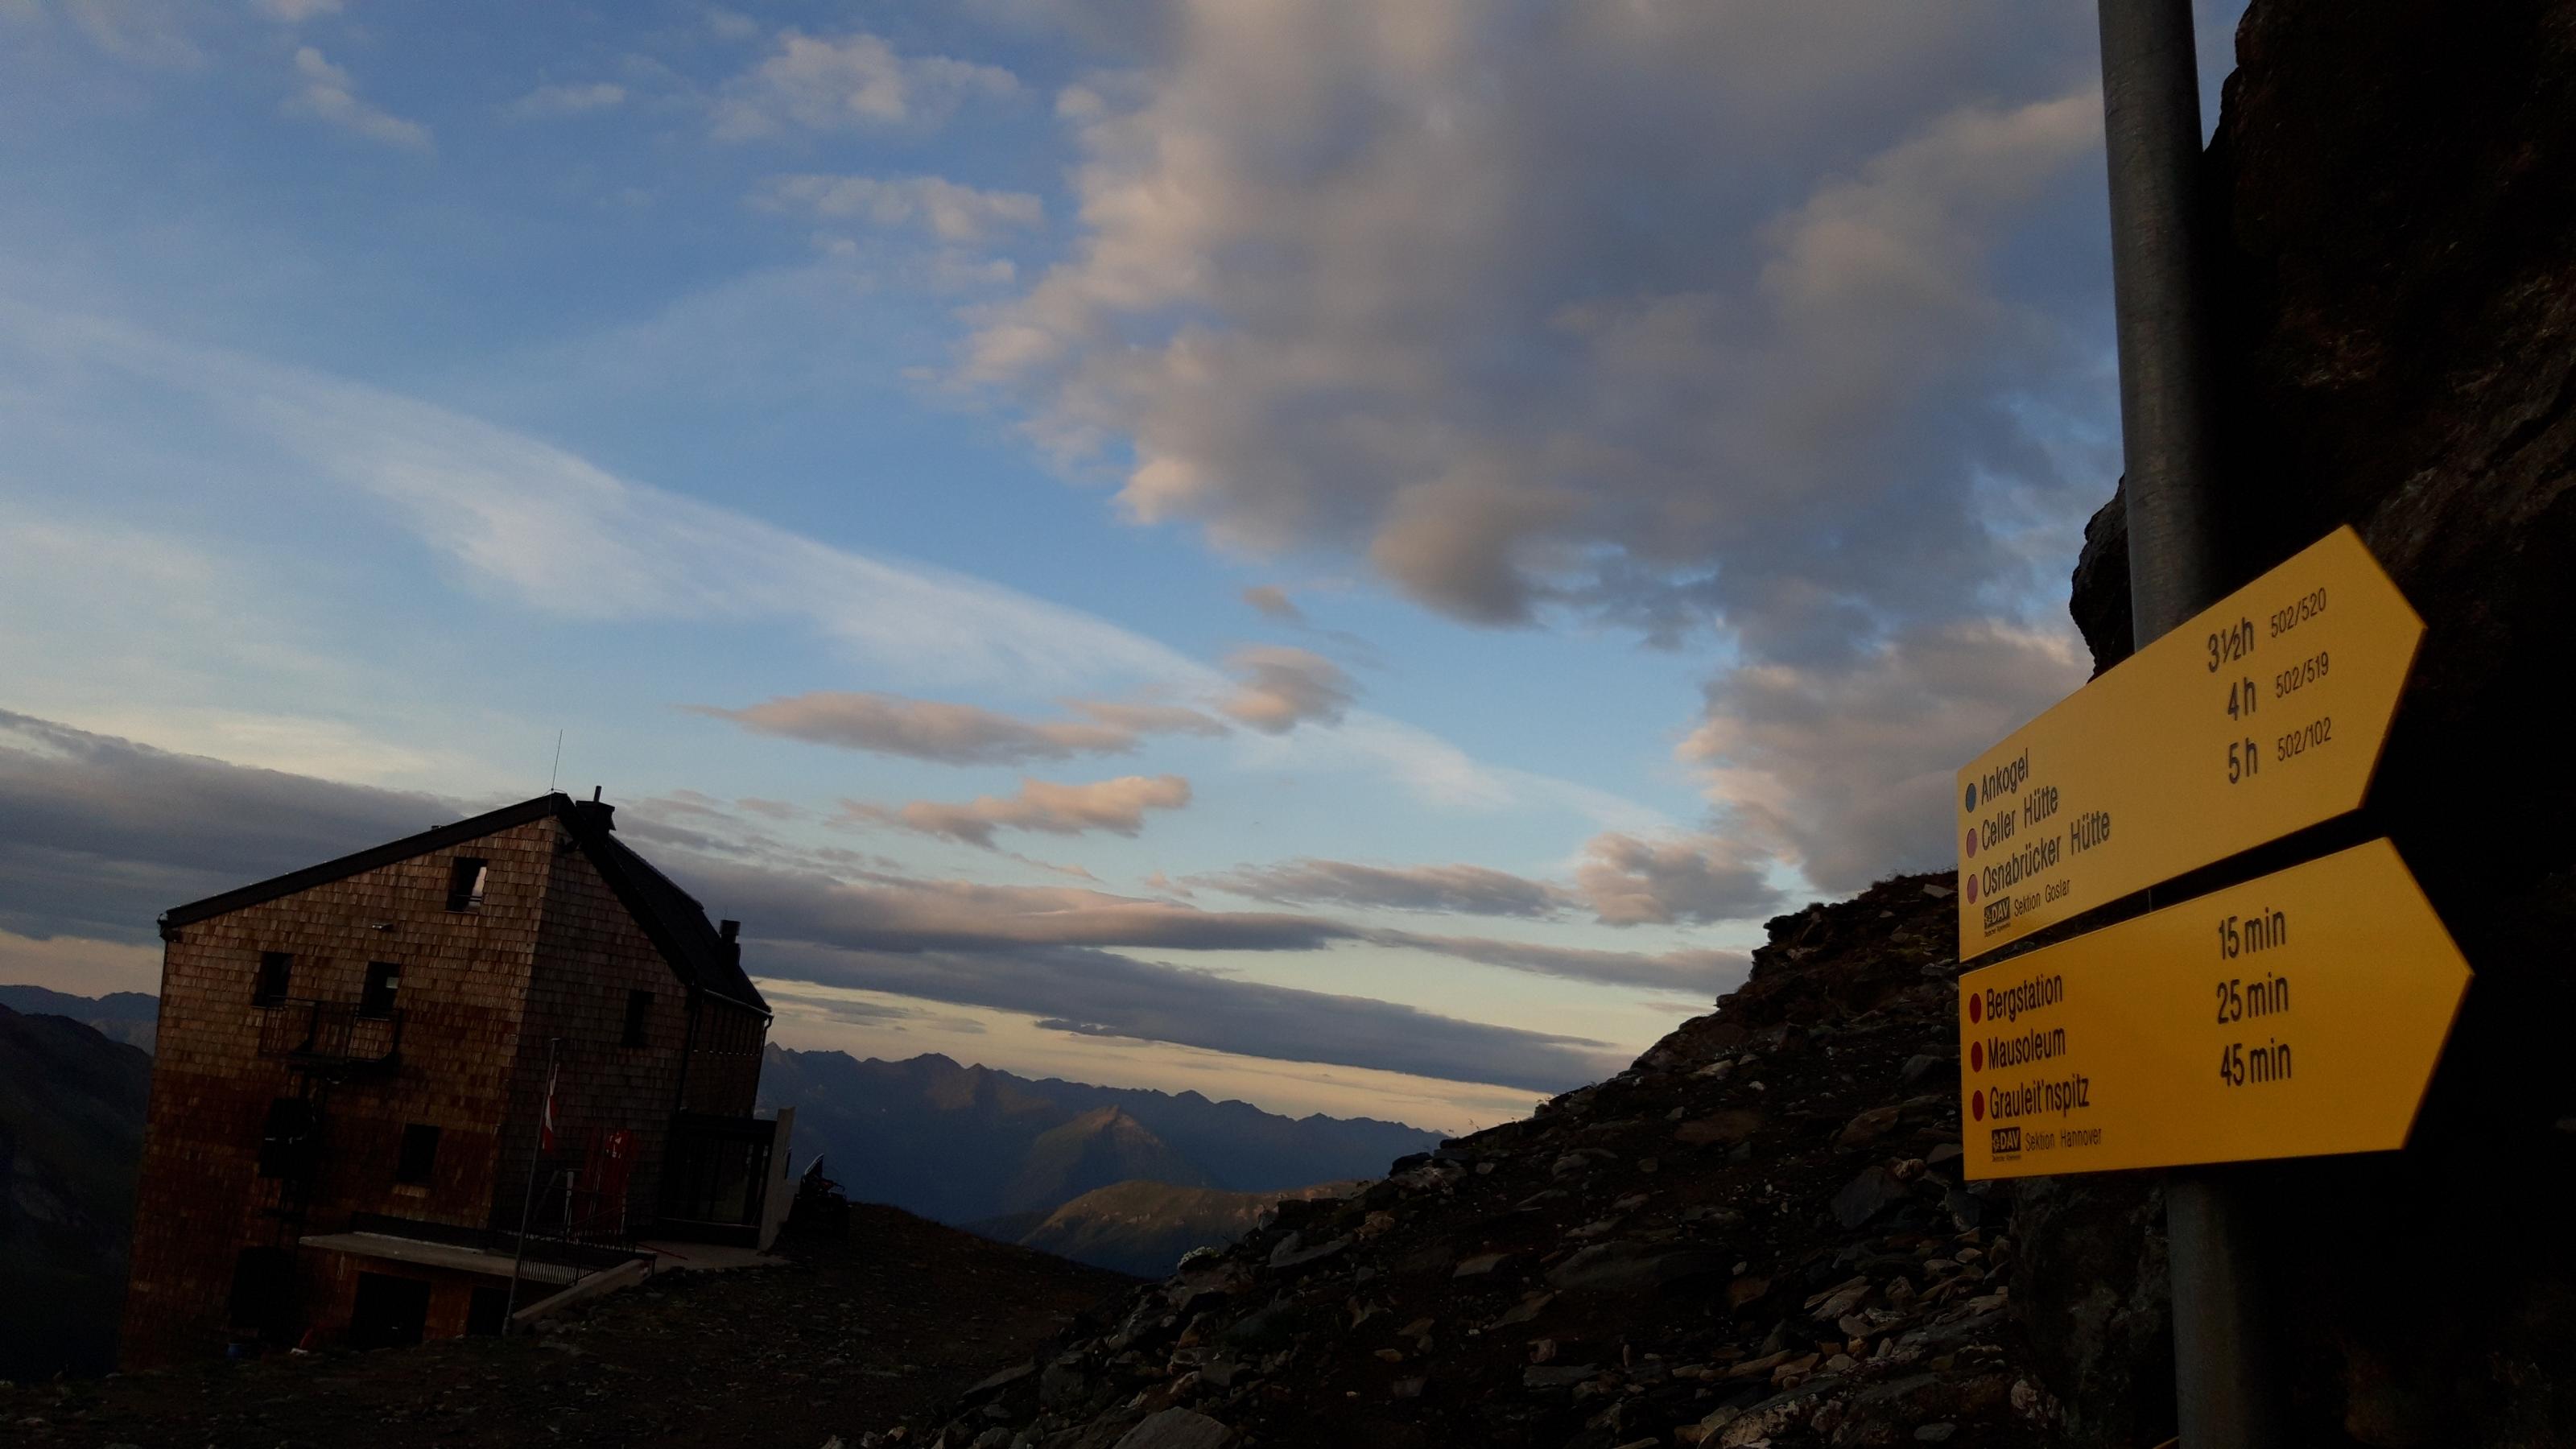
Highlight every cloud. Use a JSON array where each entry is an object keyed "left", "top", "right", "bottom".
[
  {"left": 692, "top": 691, "right": 1223, "bottom": 764},
  {"left": 1193, "top": 859, "right": 1570, "bottom": 919},
  {"left": 704, "top": 8, "right": 760, "bottom": 42},
  {"left": 0, "top": 712, "right": 1679, "bottom": 997},
  {"left": 685, "top": 862, "right": 1352, "bottom": 957},
  {"left": 47, "top": 0, "right": 204, "bottom": 67},
  {"left": 758, "top": 174, "right": 1042, "bottom": 245},
  {"left": 965, "top": 3, "right": 2104, "bottom": 658},
  {"left": 6, "top": 307, "right": 1665, "bottom": 823},
  {"left": 0, "top": 709, "right": 460, "bottom": 943},
  {"left": 1241, "top": 584, "right": 1302, "bottom": 621},
  {"left": 837, "top": 774, "right": 1191, "bottom": 848},
  {"left": 1195, "top": 829, "right": 1780, "bottom": 928},
  {"left": 507, "top": 81, "right": 627, "bottom": 119},
  {"left": 1216, "top": 646, "right": 1353, "bottom": 733},
  {"left": 0, "top": 713, "right": 1683, "bottom": 1088},
  {"left": 1066, "top": 700, "right": 1232, "bottom": 740},
  {"left": 0, "top": 926, "right": 162, "bottom": 996},
  {"left": 712, "top": 30, "right": 1018, "bottom": 140},
  {"left": 287, "top": 46, "right": 432, "bottom": 151},
  {"left": 931, "top": 2, "right": 2124, "bottom": 890},
  {"left": 254, "top": 0, "right": 340, "bottom": 21},
  {"left": 615, "top": 803, "right": 1733, "bottom": 993},
  {"left": 1682, "top": 617, "right": 2086, "bottom": 891},
  {"left": 1575, "top": 832, "right": 1782, "bottom": 926},
  {"left": 6, "top": 310, "right": 1203, "bottom": 691},
  {"left": 1380, "top": 932, "right": 1743, "bottom": 996},
  {"left": 762, "top": 938, "right": 1618, "bottom": 1093},
  {"left": 760, "top": 987, "right": 922, "bottom": 1026},
  {"left": 699, "top": 665, "right": 1349, "bottom": 764}
]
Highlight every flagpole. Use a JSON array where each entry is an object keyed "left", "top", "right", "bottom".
[{"left": 502, "top": 1036, "right": 562, "bottom": 1335}]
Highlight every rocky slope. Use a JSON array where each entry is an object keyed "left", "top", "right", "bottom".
[
  {"left": 1013, "top": 1180, "right": 1364, "bottom": 1281},
  {"left": 0, "top": 1003, "right": 152, "bottom": 1380},
  {"left": 891, "top": 873, "right": 2074, "bottom": 1449}
]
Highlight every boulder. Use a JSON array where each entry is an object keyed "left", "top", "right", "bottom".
[{"left": 1111, "top": 1409, "right": 1233, "bottom": 1449}]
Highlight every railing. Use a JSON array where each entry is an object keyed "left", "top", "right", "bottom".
[
  {"left": 257, "top": 997, "right": 402, "bottom": 1071},
  {"left": 345, "top": 1209, "right": 646, "bottom": 1277}
]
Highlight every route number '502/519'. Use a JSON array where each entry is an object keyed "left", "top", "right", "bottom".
[{"left": 1955, "top": 528, "right": 2425, "bottom": 960}]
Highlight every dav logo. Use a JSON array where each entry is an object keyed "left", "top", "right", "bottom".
[{"left": 1989, "top": 1126, "right": 2022, "bottom": 1156}]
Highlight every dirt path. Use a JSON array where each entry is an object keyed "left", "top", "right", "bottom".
[{"left": 7, "top": 1205, "right": 1133, "bottom": 1448}]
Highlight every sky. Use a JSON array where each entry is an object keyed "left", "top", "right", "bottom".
[{"left": 0, "top": 0, "right": 2244, "bottom": 1134}]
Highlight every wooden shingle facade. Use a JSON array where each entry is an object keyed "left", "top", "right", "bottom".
[{"left": 122, "top": 793, "right": 782, "bottom": 1367}]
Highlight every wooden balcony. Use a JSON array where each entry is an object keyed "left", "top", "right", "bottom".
[{"left": 255, "top": 997, "right": 402, "bottom": 1075}]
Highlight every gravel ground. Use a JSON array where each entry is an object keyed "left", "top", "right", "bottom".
[{"left": 5, "top": 1205, "right": 1134, "bottom": 1449}]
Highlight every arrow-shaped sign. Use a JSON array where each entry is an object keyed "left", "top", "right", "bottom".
[
  {"left": 1956, "top": 526, "right": 2421, "bottom": 959},
  {"left": 1956, "top": 839, "right": 2468, "bottom": 1180}
]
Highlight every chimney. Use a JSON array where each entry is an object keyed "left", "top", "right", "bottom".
[
  {"left": 718, "top": 919, "right": 741, "bottom": 968},
  {"left": 572, "top": 786, "right": 616, "bottom": 832}
]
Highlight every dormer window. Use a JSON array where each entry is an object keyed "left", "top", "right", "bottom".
[{"left": 444, "top": 857, "right": 489, "bottom": 912}]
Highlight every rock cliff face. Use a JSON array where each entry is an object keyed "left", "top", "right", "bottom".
[{"left": 2062, "top": 2, "right": 2576, "bottom": 1443}]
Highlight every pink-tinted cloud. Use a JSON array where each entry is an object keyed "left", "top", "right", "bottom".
[
  {"left": 1216, "top": 646, "right": 1354, "bottom": 733},
  {"left": 1575, "top": 832, "right": 1780, "bottom": 926},
  {"left": 837, "top": 774, "right": 1192, "bottom": 848},
  {"left": 691, "top": 691, "right": 1223, "bottom": 764},
  {"left": 1192, "top": 858, "right": 1571, "bottom": 918},
  {"left": 1241, "top": 584, "right": 1302, "bottom": 621}
]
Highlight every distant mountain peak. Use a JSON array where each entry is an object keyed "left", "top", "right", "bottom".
[
  {"left": 756, "top": 1042, "right": 1445, "bottom": 1275},
  {"left": 1005, "top": 1104, "right": 1210, "bottom": 1212}
]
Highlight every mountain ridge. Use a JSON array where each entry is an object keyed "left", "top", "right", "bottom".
[
  {"left": 0, "top": 985, "right": 158, "bottom": 1052},
  {"left": 758, "top": 1045, "right": 1446, "bottom": 1270},
  {"left": 0, "top": 1001, "right": 153, "bottom": 1378}
]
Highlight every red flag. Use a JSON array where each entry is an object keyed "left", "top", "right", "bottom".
[
  {"left": 539, "top": 1056, "right": 561, "bottom": 1154},
  {"left": 599, "top": 1129, "right": 634, "bottom": 1233}
]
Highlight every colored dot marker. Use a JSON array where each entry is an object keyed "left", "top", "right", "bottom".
[
  {"left": 1964, "top": 828, "right": 1978, "bottom": 858},
  {"left": 1964, "top": 783, "right": 1978, "bottom": 811},
  {"left": 1971, "top": 1041, "right": 1984, "bottom": 1071},
  {"left": 1967, "top": 994, "right": 1982, "bottom": 1023},
  {"left": 1965, "top": 876, "right": 1979, "bottom": 904},
  {"left": 1971, "top": 1090, "right": 1985, "bottom": 1121}
]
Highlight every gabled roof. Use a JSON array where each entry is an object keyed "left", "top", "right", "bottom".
[{"left": 159, "top": 793, "right": 769, "bottom": 1017}]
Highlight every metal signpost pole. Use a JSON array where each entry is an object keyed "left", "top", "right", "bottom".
[{"left": 2095, "top": 1, "right": 2283, "bottom": 1443}]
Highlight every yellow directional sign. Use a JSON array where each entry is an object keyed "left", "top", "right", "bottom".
[
  {"left": 1956, "top": 840, "right": 2467, "bottom": 1180},
  {"left": 1955, "top": 526, "right": 2421, "bottom": 959}
]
